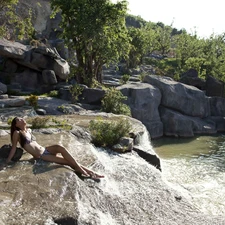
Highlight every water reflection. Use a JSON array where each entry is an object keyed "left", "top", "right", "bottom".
[{"left": 153, "top": 134, "right": 225, "bottom": 215}]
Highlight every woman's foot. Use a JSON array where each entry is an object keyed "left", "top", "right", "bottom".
[{"left": 89, "top": 172, "right": 104, "bottom": 179}]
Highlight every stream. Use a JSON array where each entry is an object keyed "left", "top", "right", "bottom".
[{"left": 153, "top": 134, "right": 225, "bottom": 216}]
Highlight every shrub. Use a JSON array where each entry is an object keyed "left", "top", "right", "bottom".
[
  {"left": 27, "top": 116, "right": 50, "bottom": 129},
  {"left": 120, "top": 74, "right": 130, "bottom": 84},
  {"left": 89, "top": 118, "right": 131, "bottom": 147},
  {"left": 48, "top": 90, "right": 59, "bottom": 98},
  {"left": 26, "top": 94, "right": 38, "bottom": 109},
  {"left": 138, "top": 72, "right": 147, "bottom": 82},
  {"left": 101, "top": 88, "right": 131, "bottom": 116},
  {"left": 69, "top": 84, "right": 84, "bottom": 103}
]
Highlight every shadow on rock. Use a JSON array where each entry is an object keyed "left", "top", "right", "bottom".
[{"left": 133, "top": 146, "right": 161, "bottom": 171}]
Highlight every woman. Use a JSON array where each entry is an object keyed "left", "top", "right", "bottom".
[{"left": 5, "top": 117, "right": 104, "bottom": 179}]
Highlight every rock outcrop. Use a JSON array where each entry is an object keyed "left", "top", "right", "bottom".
[
  {"left": 117, "top": 82, "right": 163, "bottom": 139},
  {"left": 118, "top": 75, "right": 225, "bottom": 138},
  {"left": 0, "top": 113, "right": 224, "bottom": 225},
  {"left": 0, "top": 39, "right": 70, "bottom": 94}
]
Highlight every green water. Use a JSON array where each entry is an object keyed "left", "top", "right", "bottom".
[{"left": 152, "top": 134, "right": 225, "bottom": 215}]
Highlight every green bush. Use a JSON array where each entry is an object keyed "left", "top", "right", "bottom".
[
  {"left": 138, "top": 72, "right": 147, "bottom": 82},
  {"left": 48, "top": 90, "right": 59, "bottom": 98},
  {"left": 69, "top": 84, "right": 84, "bottom": 103},
  {"left": 27, "top": 116, "right": 50, "bottom": 129},
  {"left": 26, "top": 94, "right": 38, "bottom": 109},
  {"left": 120, "top": 74, "right": 130, "bottom": 84},
  {"left": 101, "top": 88, "right": 131, "bottom": 116},
  {"left": 89, "top": 118, "right": 131, "bottom": 147}
]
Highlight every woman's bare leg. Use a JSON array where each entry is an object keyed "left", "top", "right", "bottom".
[
  {"left": 43, "top": 145, "right": 89, "bottom": 176},
  {"left": 43, "top": 145, "right": 104, "bottom": 178}
]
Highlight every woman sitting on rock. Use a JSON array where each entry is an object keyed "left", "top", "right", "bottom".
[{"left": 4, "top": 117, "right": 104, "bottom": 179}]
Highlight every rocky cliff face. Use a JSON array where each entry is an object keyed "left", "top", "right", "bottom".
[
  {"left": 117, "top": 75, "right": 225, "bottom": 139},
  {"left": 1, "top": 0, "right": 58, "bottom": 40}
]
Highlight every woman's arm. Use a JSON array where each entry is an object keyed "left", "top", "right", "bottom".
[{"left": 6, "top": 131, "right": 20, "bottom": 164}]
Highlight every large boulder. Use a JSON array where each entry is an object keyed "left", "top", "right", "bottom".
[
  {"left": 117, "top": 82, "right": 163, "bottom": 139},
  {"left": 0, "top": 39, "right": 30, "bottom": 59},
  {"left": 0, "top": 82, "right": 7, "bottom": 94},
  {"left": 180, "top": 68, "right": 206, "bottom": 90},
  {"left": 209, "top": 96, "right": 225, "bottom": 116},
  {"left": 0, "top": 144, "right": 23, "bottom": 161},
  {"left": 79, "top": 88, "right": 106, "bottom": 105},
  {"left": 144, "top": 75, "right": 210, "bottom": 118},
  {"left": 159, "top": 107, "right": 216, "bottom": 137},
  {"left": 0, "top": 39, "right": 70, "bottom": 93},
  {"left": 206, "top": 75, "right": 225, "bottom": 97}
]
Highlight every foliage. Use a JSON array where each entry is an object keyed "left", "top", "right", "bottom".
[
  {"left": 127, "top": 27, "right": 148, "bottom": 68},
  {"left": 28, "top": 116, "right": 50, "bottom": 129},
  {"left": 69, "top": 84, "right": 84, "bottom": 103},
  {"left": 26, "top": 95, "right": 38, "bottom": 109},
  {"left": 101, "top": 88, "right": 131, "bottom": 116},
  {"left": 138, "top": 72, "right": 147, "bottom": 82},
  {"left": 0, "top": 0, "right": 34, "bottom": 40},
  {"left": 125, "top": 14, "right": 147, "bottom": 28},
  {"left": 89, "top": 117, "right": 131, "bottom": 147},
  {"left": 48, "top": 90, "right": 59, "bottom": 98},
  {"left": 7, "top": 117, "right": 14, "bottom": 125},
  {"left": 50, "top": 0, "right": 130, "bottom": 86},
  {"left": 50, "top": 117, "right": 72, "bottom": 130},
  {"left": 155, "top": 25, "right": 172, "bottom": 55},
  {"left": 120, "top": 74, "right": 130, "bottom": 84}
]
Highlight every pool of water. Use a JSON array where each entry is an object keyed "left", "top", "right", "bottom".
[{"left": 152, "top": 134, "right": 225, "bottom": 215}]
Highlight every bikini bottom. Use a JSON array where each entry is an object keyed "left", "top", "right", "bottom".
[{"left": 41, "top": 148, "right": 52, "bottom": 157}]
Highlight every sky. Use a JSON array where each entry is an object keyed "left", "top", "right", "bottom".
[{"left": 113, "top": 0, "right": 225, "bottom": 38}]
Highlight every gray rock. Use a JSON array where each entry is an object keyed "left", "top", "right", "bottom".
[
  {"left": 80, "top": 88, "right": 106, "bottom": 105},
  {"left": 36, "top": 108, "right": 47, "bottom": 115},
  {"left": 209, "top": 96, "right": 225, "bottom": 117},
  {"left": 159, "top": 107, "right": 216, "bottom": 137},
  {"left": 53, "top": 58, "right": 70, "bottom": 80},
  {"left": 117, "top": 82, "right": 163, "bottom": 139},
  {"left": 0, "top": 82, "right": 7, "bottom": 94},
  {"left": 0, "top": 130, "right": 8, "bottom": 136},
  {"left": 206, "top": 75, "right": 225, "bottom": 97},
  {"left": 0, "top": 38, "right": 30, "bottom": 59},
  {"left": 11, "top": 69, "right": 40, "bottom": 92},
  {"left": 0, "top": 40, "right": 70, "bottom": 93},
  {"left": 3, "top": 98, "right": 26, "bottom": 107},
  {"left": 0, "top": 144, "right": 23, "bottom": 161},
  {"left": 180, "top": 69, "right": 205, "bottom": 90},
  {"left": 112, "top": 137, "right": 133, "bottom": 153},
  {"left": 144, "top": 75, "right": 210, "bottom": 118},
  {"left": 0, "top": 94, "right": 8, "bottom": 99},
  {"left": 58, "top": 87, "right": 72, "bottom": 101},
  {"left": 42, "top": 70, "right": 57, "bottom": 85},
  {"left": 206, "top": 116, "right": 225, "bottom": 132},
  {"left": 133, "top": 146, "right": 161, "bottom": 171},
  {"left": 4, "top": 59, "right": 18, "bottom": 73}
]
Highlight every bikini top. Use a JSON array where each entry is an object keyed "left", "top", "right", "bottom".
[{"left": 19, "top": 129, "right": 36, "bottom": 148}]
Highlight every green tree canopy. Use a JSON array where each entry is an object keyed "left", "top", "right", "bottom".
[{"left": 51, "top": 0, "right": 130, "bottom": 86}]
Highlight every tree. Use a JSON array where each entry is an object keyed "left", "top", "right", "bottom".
[
  {"left": 202, "top": 33, "right": 225, "bottom": 81},
  {"left": 50, "top": 0, "right": 130, "bottom": 86},
  {"left": 145, "top": 22, "right": 160, "bottom": 55},
  {"left": 155, "top": 25, "right": 172, "bottom": 55},
  {"left": 126, "top": 27, "right": 147, "bottom": 68},
  {"left": 174, "top": 32, "right": 204, "bottom": 72}
]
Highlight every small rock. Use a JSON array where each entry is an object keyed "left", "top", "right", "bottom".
[{"left": 36, "top": 108, "right": 47, "bottom": 115}]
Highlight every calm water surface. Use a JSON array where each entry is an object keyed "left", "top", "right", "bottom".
[{"left": 152, "top": 134, "right": 225, "bottom": 216}]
